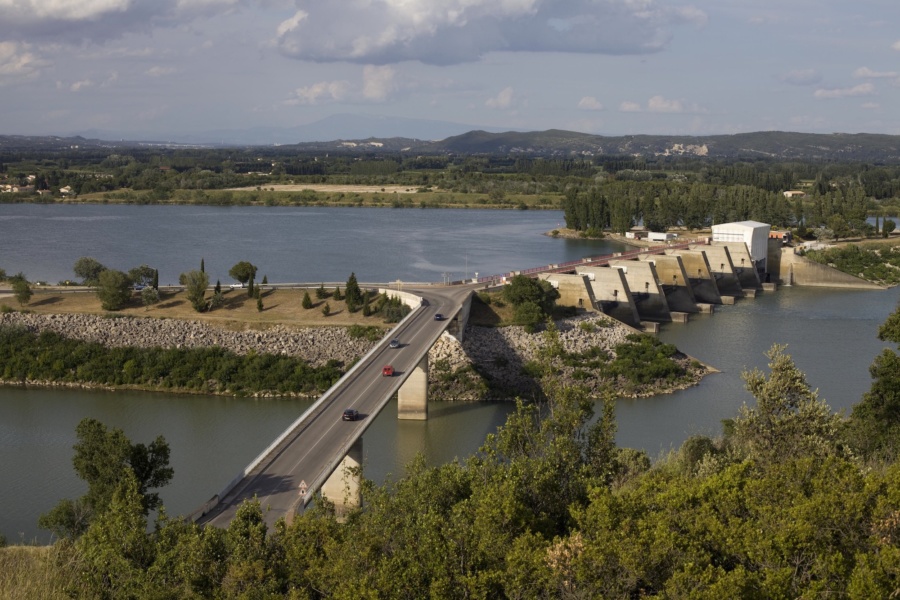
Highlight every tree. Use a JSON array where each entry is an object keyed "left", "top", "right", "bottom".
[
  {"left": 322, "top": 302, "right": 331, "bottom": 316},
  {"left": 503, "top": 274, "right": 560, "bottom": 315},
  {"left": 316, "top": 283, "right": 327, "bottom": 299},
  {"left": 200, "top": 258, "right": 205, "bottom": 273},
  {"left": 247, "top": 276, "right": 254, "bottom": 297},
  {"left": 302, "top": 290, "right": 313, "bottom": 309},
  {"left": 74, "top": 256, "right": 106, "bottom": 286},
  {"left": 182, "top": 269, "right": 209, "bottom": 312},
  {"left": 256, "top": 295, "right": 263, "bottom": 312},
  {"left": 731, "top": 344, "right": 845, "bottom": 464},
  {"left": 128, "top": 264, "right": 155, "bottom": 287},
  {"left": 39, "top": 418, "right": 173, "bottom": 539},
  {"left": 333, "top": 286, "right": 343, "bottom": 301},
  {"left": 883, "top": 219, "right": 896, "bottom": 238},
  {"left": 345, "top": 273, "right": 362, "bottom": 311},
  {"left": 262, "top": 274, "right": 268, "bottom": 285},
  {"left": 152, "top": 269, "right": 159, "bottom": 290},
  {"left": 228, "top": 261, "right": 257, "bottom": 286},
  {"left": 0, "top": 268, "right": 6, "bottom": 281},
  {"left": 75, "top": 471, "right": 155, "bottom": 598},
  {"left": 141, "top": 286, "right": 160, "bottom": 308},
  {"left": 97, "top": 269, "right": 132, "bottom": 311},
  {"left": 10, "top": 272, "right": 32, "bottom": 306},
  {"left": 215, "top": 279, "right": 221, "bottom": 294}
]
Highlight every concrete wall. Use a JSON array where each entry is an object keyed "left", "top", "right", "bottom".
[
  {"left": 667, "top": 249, "right": 723, "bottom": 304},
  {"left": 540, "top": 273, "right": 597, "bottom": 312},
  {"left": 321, "top": 438, "right": 362, "bottom": 520},
  {"left": 714, "top": 242, "right": 761, "bottom": 291},
  {"left": 398, "top": 354, "right": 428, "bottom": 420},
  {"left": 576, "top": 266, "right": 641, "bottom": 327},
  {"left": 639, "top": 254, "right": 700, "bottom": 313},
  {"left": 607, "top": 260, "right": 672, "bottom": 322},
  {"left": 692, "top": 244, "right": 743, "bottom": 297},
  {"left": 779, "top": 250, "right": 885, "bottom": 289}
]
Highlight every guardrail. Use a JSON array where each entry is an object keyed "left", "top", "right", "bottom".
[{"left": 190, "top": 290, "right": 424, "bottom": 524}]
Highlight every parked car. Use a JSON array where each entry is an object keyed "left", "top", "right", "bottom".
[
  {"left": 389, "top": 339, "right": 401, "bottom": 349},
  {"left": 434, "top": 313, "right": 444, "bottom": 321},
  {"left": 132, "top": 284, "right": 146, "bottom": 291},
  {"left": 382, "top": 365, "right": 394, "bottom": 377},
  {"left": 342, "top": 409, "right": 359, "bottom": 421},
  {"left": 230, "top": 282, "right": 245, "bottom": 289}
]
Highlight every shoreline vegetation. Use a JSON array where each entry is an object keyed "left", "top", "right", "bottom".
[{"left": 0, "top": 286, "right": 710, "bottom": 400}]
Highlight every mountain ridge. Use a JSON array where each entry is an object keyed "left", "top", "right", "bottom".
[{"left": 2, "top": 129, "right": 900, "bottom": 162}]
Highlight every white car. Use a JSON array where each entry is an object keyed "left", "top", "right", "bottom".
[{"left": 229, "top": 282, "right": 245, "bottom": 289}]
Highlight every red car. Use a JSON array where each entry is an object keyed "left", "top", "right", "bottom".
[{"left": 382, "top": 365, "right": 394, "bottom": 377}]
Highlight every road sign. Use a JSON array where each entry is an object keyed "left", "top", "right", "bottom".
[{"left": 298, "top": 480, "right": 308, "bottom": 495}]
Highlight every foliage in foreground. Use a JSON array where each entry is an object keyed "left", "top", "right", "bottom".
[
  {"left": 0, "top": 326, "right": 344, "bottom": 396},
  {"left": 13, "top": 329, "right": 900, "bottom": 599}
]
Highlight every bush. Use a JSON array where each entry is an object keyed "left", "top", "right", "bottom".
[{"left": 347, "top": 325, "right": 382, "bottom": 341}]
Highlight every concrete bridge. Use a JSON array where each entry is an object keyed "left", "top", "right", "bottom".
[
  {"left": 194, "top": 238, "right": 768, "bottom": 528},
  {"left": 193, "top": 283, "right": 477, "bottom": 527}
]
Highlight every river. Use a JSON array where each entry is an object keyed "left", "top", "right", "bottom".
[{"left": 1, "top": 204, "right": 897, "bottom": 543}]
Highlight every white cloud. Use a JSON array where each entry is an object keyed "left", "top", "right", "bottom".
[
  {"left": 892, "top": 40, "right": 900, "bottom": 51},
  {"left": 618, "top": 95, "right": 704, "bottom": 114},
  {"left": 813, "top": 83, "right": 875, "bottom": 98},
  {"left": 362, "top": 65, "right": 395, "bottom": 101},
  {"left": 486, "top": 87, "right": 515, "bottom": 110},
  {"left": 853, "top": 67, "right": 897, "bottom": 79},
  {"left": 70, "top": 79, "right": 94, "bottom": 92},
  {"left": 0, "top": 41, "right": 47, "bottom": 83},
  {"left": 275, "top": 0, "right": 707, "bottom": 65},
  {"left": 577, "top": 96, "right": 604, "bottom": 111},
  {"left": 647, "top": 95, "right": 684, "bottom": 113},
  {"left": 284, "top": 80, "right": 351, "bottom": 105},
  {"left": 146, "top": 66, "right": 176, "bottom": 77},
  {"left": 0, "top": 0, "right": 256, "bottom": 43},
  {"left": 779, "top": 69, "right": 822, "bottom": 86}
]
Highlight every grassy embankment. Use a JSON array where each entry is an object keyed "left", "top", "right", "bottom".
[{"left": 72, "top": 184, "right": 565, "bottom": 210}]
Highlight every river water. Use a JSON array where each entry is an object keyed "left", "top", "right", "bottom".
[{"left": 1, "top": 204, "right": 898, "bottom": 543}]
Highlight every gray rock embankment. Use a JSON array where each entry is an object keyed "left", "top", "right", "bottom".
[
  {"left": 429, "top": 314, "right": 708, "bottom": 400},
  {"left": 1, "top": 312, "right": 708, "bottom": 400},
  {"left": 0, "top": 313, "right": 375, "bottom": 367}
]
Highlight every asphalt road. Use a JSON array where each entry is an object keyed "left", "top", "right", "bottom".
[{"left": 195, "top": 283, "right": 478, "bottom": 529}]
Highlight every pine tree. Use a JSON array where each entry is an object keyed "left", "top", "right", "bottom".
[
  {"left": 322, "top": 302, "right": 331, "bottom": 316},
  {"left": 262, "top": 274, "right": 268, "bottom": 285},
  {"left": 257, "top": 296, "right": 263, "bottom": 312},
  {"left": 333, "top": 286, "right": 343, "bottom": 301},
  {"left": 302, "top": 290, "right": 313, "bottom": 309},
  {"left": 316, "top": 283, "right": 326, "bottom": 299}
]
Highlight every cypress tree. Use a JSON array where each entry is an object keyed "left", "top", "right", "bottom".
[
  {"left": 200, "top": 258, "right": 205, "bottom": 273},
  {"left": 152, "top": 270, "right": 159, "bottom": 290}
]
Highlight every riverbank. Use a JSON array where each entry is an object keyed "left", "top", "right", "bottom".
[{"left": 0, "top": 308, "right": 710, "bottom": 401}]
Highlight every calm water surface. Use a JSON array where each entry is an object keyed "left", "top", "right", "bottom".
[{"left": 1, "top": 204, "right": 898, "bottom": 542}]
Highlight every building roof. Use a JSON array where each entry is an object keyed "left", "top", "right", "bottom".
[{"left": 711, "top": 220, "right": 770, "bottom": 230}]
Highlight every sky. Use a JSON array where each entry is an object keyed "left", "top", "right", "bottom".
[{"left": 1, "top": 0, "right": 899, "bottom": 140}]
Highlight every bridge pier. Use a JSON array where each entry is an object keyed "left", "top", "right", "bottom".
[
  {"left": 398, "top": 354, "right": 428, "bottom": 420},
  {"left": 321, "top": 437, "right": 362, "bottom": 520}
]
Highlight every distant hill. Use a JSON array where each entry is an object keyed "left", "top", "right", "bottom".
[
  {"left": 426, "top": 130, "right": 900, "bottom": 162},
  {"left": 3, "top": 129, "right": 900, "bottom": 162}
]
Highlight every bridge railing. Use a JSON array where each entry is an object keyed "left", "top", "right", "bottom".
[{"left": 190, "top": 290, "right": 425, "bottom": 524}]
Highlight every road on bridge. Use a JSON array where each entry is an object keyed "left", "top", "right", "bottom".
[{"left": 195, "top": 283, "right": 478, "bottom": 529}]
